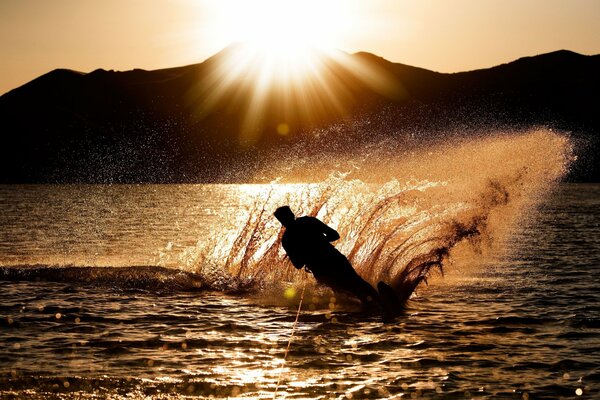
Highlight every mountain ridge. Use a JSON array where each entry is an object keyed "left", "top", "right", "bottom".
[
  {"left": 1, "top": 47, "right": 598, "bottom": 183},
  {"left": 5, "top": 48, "right": 591, "bottom": 95}
]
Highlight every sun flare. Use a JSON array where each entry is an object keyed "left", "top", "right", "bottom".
[
  {"left": 207, "top": 0, "right": 350, "bottom": 56},
  {"left": 185, "top": 0, "right": 403, "bottom": 145},
  {"left": 201, "top": 0, "right": 351, "bottom": 85}
]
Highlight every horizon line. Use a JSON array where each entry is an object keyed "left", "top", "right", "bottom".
[{"left": 2, "top": 45, "right": 597, "bottom": 96}]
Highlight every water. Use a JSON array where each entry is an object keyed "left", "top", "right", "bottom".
[{"left": 1, "top": 131, "right": 599, "bottom": 398}]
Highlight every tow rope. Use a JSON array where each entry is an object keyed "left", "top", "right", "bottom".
[{"left": 273, "top": 274, "right": 307, "bottom": 399}]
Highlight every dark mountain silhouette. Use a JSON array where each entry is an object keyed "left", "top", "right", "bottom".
[{"left": 1, "top": 46, "right": 598, "bottom": 183}]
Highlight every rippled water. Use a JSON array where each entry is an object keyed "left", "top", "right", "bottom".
[{"left": 1, "top": 183, "right": 599, "bottom": 399}]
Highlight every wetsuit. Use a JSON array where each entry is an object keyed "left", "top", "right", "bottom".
[{"left": 281, "top": 216, "right": 379, "bottom": 304}]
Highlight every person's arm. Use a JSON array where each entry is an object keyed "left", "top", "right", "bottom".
[{"left": 317, "top": 220, "right": 340, "bottom": 242}]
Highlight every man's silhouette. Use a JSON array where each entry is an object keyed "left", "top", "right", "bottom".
[{"left": 274, "top": 206, "right": 379, "bottom": 306}]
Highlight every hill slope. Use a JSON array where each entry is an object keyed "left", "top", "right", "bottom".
[{"left": 1, "top": 47, "right": 598, "bottom": 182}]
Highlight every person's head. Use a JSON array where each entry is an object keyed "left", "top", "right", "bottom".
[{"left": 274, "top": 206, "right": 295, "bottom": 227}]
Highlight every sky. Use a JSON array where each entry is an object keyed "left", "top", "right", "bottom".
[{"left": 1, "top": 0, "right": 599, "bottom": 94}]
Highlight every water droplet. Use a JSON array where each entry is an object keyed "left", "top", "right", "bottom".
[{"left": 576, "top": 388, "right": 583, "bottom": 396}]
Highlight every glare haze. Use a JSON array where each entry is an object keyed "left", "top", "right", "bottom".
[{"left": 1, "top": 0, "right": 599, "bottom": 94}]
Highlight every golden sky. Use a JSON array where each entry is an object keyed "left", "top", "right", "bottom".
[{"left": 1, "top": 0, "right": 599, "bottom": 94}]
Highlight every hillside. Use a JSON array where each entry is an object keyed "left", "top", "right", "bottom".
[{"left": 1, "top": 46, "right": 598, "bottom": 182}]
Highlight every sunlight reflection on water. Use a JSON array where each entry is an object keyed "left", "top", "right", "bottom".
[{"left": 0, "top": 134, "right": 598, "bottom": 398}]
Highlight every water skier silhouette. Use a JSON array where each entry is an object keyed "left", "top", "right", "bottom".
[{"left": 274, "top": 206, "right": 380, "bottom": 307}]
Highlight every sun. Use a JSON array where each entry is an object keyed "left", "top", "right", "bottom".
[
  {"left": 197, "top": 0, "right": 367, "bottom": 83},
  {"left": 208, "top": 0, "right": 347, "bottom": 56},
  {"left": 185, "top": 0, "right": 404, "bottom": 145},
  {"left": 201, "top": 0, "right": 351, "bottom": 87}
]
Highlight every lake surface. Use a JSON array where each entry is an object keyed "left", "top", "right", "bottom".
[{"left": 0, "top": 183, "right": 599, "bottom": 399}]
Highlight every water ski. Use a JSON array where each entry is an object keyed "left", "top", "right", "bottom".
[{"left": 377, "top": 281, "right": 403, "bottom": 320}]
